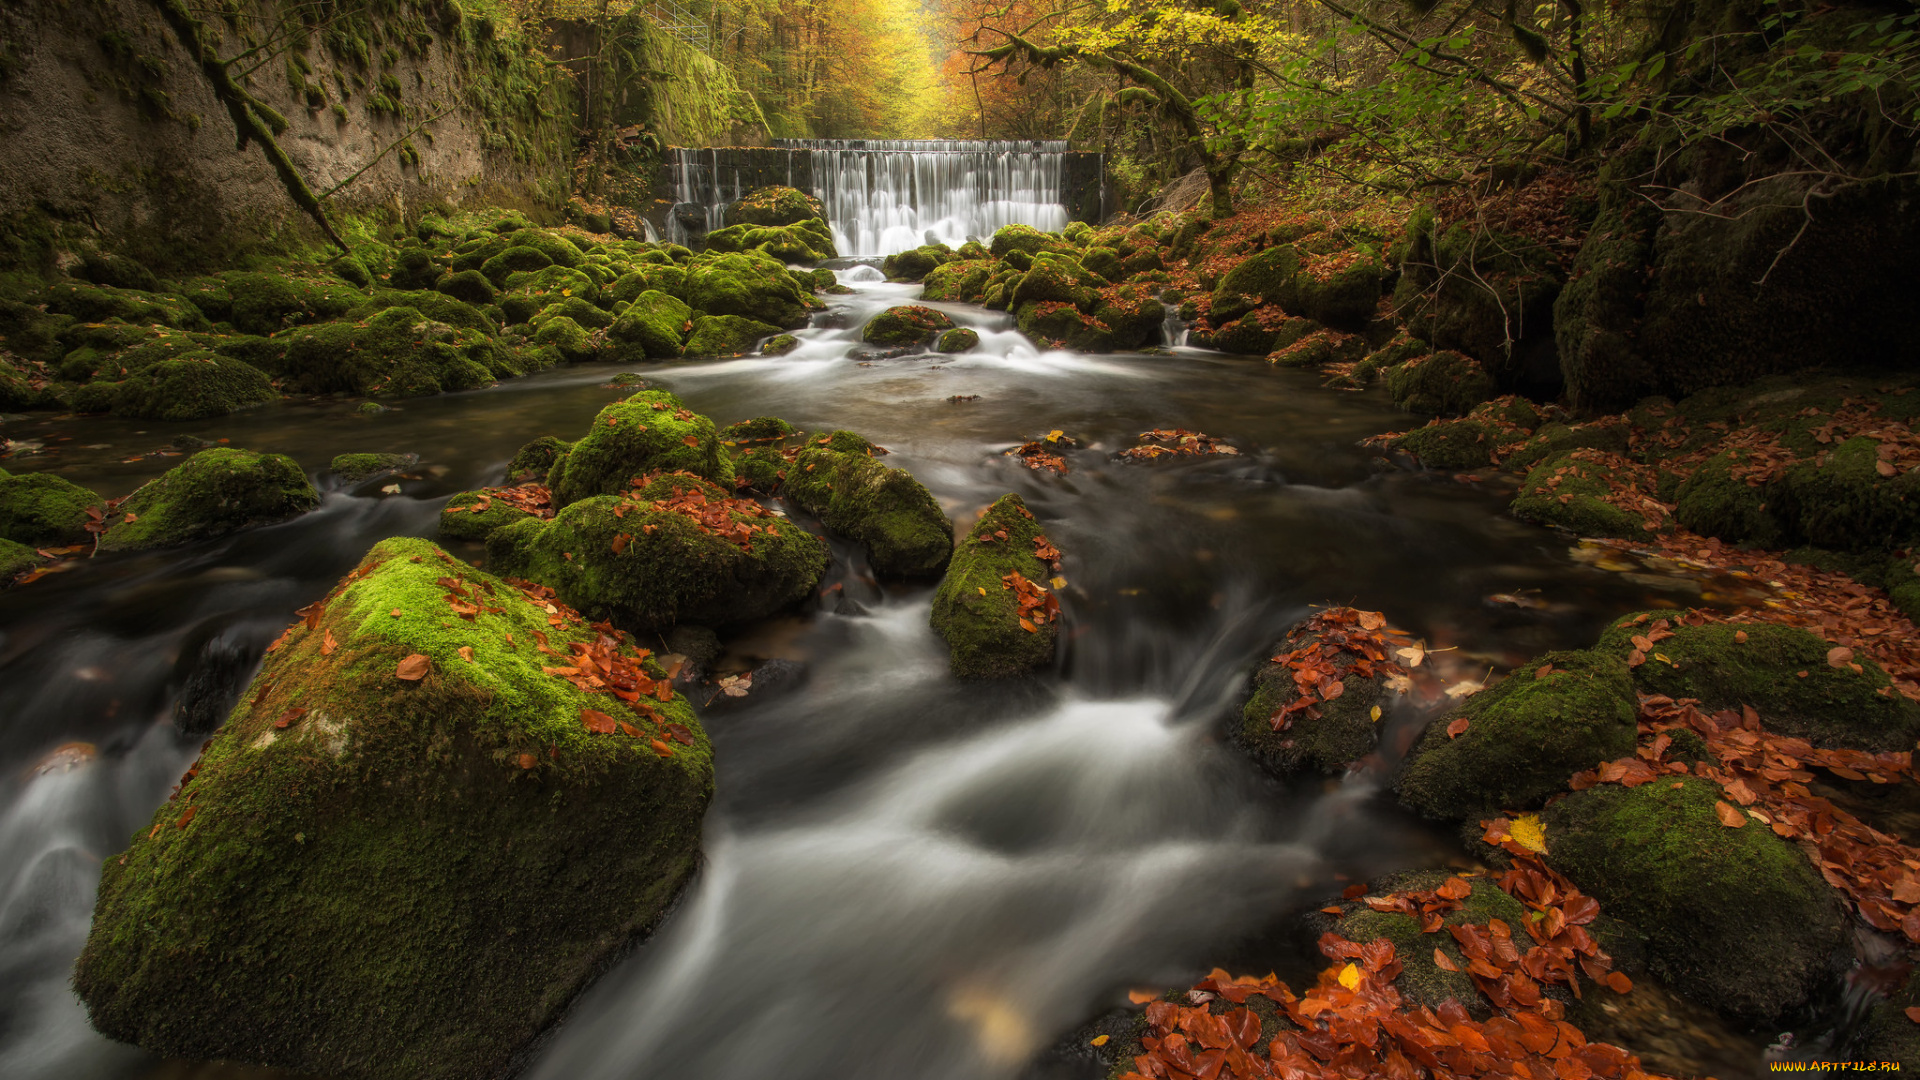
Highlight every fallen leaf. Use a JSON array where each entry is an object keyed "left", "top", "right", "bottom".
[
  {"left": 1336, "top": 963, "right": 1361, "bottom": 991},
  {"left": 1828, "top": 646, "right": 1854, "bottom": 668},
  {"left": 1433, "top": 949, "right": 1460, "bottom": 972},
  {"left": 395, "top": 654, "right": 431, "bottom": 681},
  {"left": 1369, "top": 705, "right": 1382, "bottom": 722},
  {"left": 1127, "top": 989, "right": 1159, "bottom": 1005},
  {"left": 321, "top": 630, "right": 338, "bottom": 655},
  {"left": 1446, "top": 716, "right": 1471, "bottom": 739},
  {"left": 650, "top": 738, "right": 674, "bottom": 757},
  {"left": 1606, "top": 971, "right": 1633, "bottom": 994},
  {"left": 1907, "top": 1005, "right": 1920, "bottom": 1024},
  {"left": 1535, "top": 663, "right": 1554, "bottom": 679},
  {"left": 457, "top": 646, "right": 475, "bottom": 663},
  {"left": 1734, "top": 630, "right": 1748, "bottom": 643},
  {"left": 517, "top": 753, "right": 537, "bottom": 769},
  {"left": 1357, "top": 610, "right": 1385, "bottom": 631},
  {"left": 274, "top": 706, "right": 307, "bottom": 730},
  {"left": 581, "top": 708, "right": 616, "bottom": 734},
  {"left": 176, "top": 806, "right": 197, "bottom": 828},
  {"left": 391, "top": 608, "right": 403, "bottom": 618},
  {"left": 682, "top": 435, "right": 701, "bottom": 447},
  {"left": 1396, "top": 643, "right": 1426, "bottom": 667},
  {"left": 1714, "top": 800, "right": 1748, "bottom": 828}
]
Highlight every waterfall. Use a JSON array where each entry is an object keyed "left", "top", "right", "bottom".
[{"left": 664, "top": 141, "right": 1071, "bottom": 257}]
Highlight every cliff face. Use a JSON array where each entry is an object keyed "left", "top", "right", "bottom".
[{"left": 0, "top": 0, "right": 574, "bottom": 272}]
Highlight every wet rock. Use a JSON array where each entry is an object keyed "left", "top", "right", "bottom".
[
  {"left": 1542, "top": 776, "right": 1848, "bottom": 1026},
  {"left": 1386, "top": 349, "right": 1494, "bottom": 417},
  {"left": 862, "top": 305, "right": 954, "bottom": 348},
  {"left": 705, "top": 219, "right": 837, "bottom": 264},
  {"left": 532, "top": 315, "right": 596, "bottom": 363},
  {"left": 1396, "top": 649, "right": 1638, "bottom": 820},
  {"left": 99, "top": 448, "right": 319, "bottom": 553},
  {"left": 1510, "top": 451, "right": 1650, "bottom": 538},
  {"left": 929, "top": 494, "right": 1060, "bottom": 678},
  {"left": 880, "top": 244, "right": 957, "bottom": 282},
  {"left": 603, "top": 290, "right": 691, "bottom": 362},
  {"left": 684, "top": 249, "right": 813, "bottom": 329},
  {"left": 762, "top": 333, "right": 800, "bottom": 356},
  {"left": 1309, "top": 869, "right": 1533, "bottom": 1016},
  {"left": 170, "top": 623, "right": 253, "bottom": 734},
  {"left": 934, "top": 327, "right": 978, "bottom": 353},
  {"left": 505, "top": 436, "right": 571, "bottom": 485},
  {"left": 988, "top": 223, "right": 1077, "bottom": 260},
  {"left": 547, "top": 390, "right": 734, "bottom": 507},
  {"left": 0, "top": 537, "right": 48, "bottom": 585},
  {"left": 785, "top": 431, "right": 953, "bottom": 577},
  {"left": 726, "top": 186, "right": 826, "bottom": 227},
  {"left": 329, "top": 453, "right": 417, "bottom": 483},
  {"left": 920, "top": 259, "right": 994, "bottom": 303},
  {"left": 1595, "top": 616, "right": 1920, "bottom": 752},
  {"left": 279, "top": 307, "right": 517, "bottom": 398},
  {"left": 486, "top": 472, "right": 827, "bottom": 630},
  {"left": 74, "top": 537, "right": 712, "bottom": 1080},
  {"left": 0, "top": 470, "right": 106, "bottom": 546},
  {"left": 1236, "top": 615, "right": 1396, "bottom": 777},
  {"left": 44, "top": 283, "right": 212, "bottom": 332},
  {"left": 685, "top": 314, "right": 781, "bottom": 357},
  {"left": 1671, "top": 449, "right": 1780, "bottom": 546},
  {"left": 438, "top": 491, "right": 540, "bottom": 542}
]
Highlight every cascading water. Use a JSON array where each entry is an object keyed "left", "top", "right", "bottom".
[{"left": 665, "top": 141, "right": 1071, "bottom": 257}]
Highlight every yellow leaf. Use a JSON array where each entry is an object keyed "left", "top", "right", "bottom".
[
  {"left": 1050, "top": 576, "right": 1067, "bottom": 589},
  {"left": 1089, "top": 1034, "right": 1109, "bottom": 1047},
  {"left": 1337, "top": 963, "right": 1360, "bottom": 991},
  {"left": 977, "top": 586, "right": 987, "bottom": 596},
  {"left": 1369, "top": 705, "right": 1382, "bottom": 722},
  {"left": 1509, "top": 812, "right": 1548, "bottom": 854},
  {"left": 562, "top": 287, "right": 573, "bottom": 296},
  {"left": 1046, "top": 428, "right": 1064, "bottom": 442}
]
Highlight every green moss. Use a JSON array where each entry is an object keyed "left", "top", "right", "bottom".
[
  {"left": 921, "top": 260, "right": 994, "bottom": 303},
  {"left": 721, "top": 417, "right": 795, "bottom": 442},
  {"left": 531, "top": 316, "right": 594, "bottom": 363},
  {"left": 1238, "top": 650, "right": 1386, "bottom": 779},
  {"left": 1395, "top": 649, "right": 1638, "bottom": 820},
  {"left": 607, "top": 264, "right": 689, "bottom": 306},
  {"left": 1386, "top": 350, "right": 1494, "bottom": 417},
  {"left": 44, "top": 283, "right": 212, "bottom": 331},
  {"left": 330, "top": 453, "right": 416, "bottom": 482},
  {"left": 1510, "top": 451, "right": 1648, "bottom": 538},
  {"left": 480, "top": 244, "right": 553, "bottom": 285},
  {"left": 1543, "top": 777, "right": 1847, "bottom": 1025},
  {"left": 685, "top": 315, "right": 779, "bottom": 357},
  {"left": 0, "top": 471, "right": 105, "bottom": 546},
  {"left": 281, "top": 308, "right": 496, "bottom": 398},
  {"left": 762, "top": 334, "right": 799, "bottom": 356},
  {"left": 1009, "top": 253, "right": 1102, "bottom": 311},
  {"left": 989, "top": 224, "right": 1075, "bottom": 260},
  {"left": 438, "top": 490, "right": 538, "bottom": 542},
  {"left": 549, "top": 391, "right": 733, "bottom": 508},
  {"left": 111, "top": 352, "right": 276, "bottom": 421},
  {"left": 354, "top": 289, "right": 499, "bottom": 335},
  {"left": 881, "top": 244, "right": 957, "bottom": 282},
  {"left": 435, "top": 269, "right": 496, "bottom": 305},
  {"left": 0, "top": 536, "right": 47, "bottom": 584},
  {"left": 220, "top": 272, "right": 364, "bottom": 336},
  {"left": 704, "top": 219, "right": 836, "bottom": 263},
  {"left": 935, "top": 328, "right": 979, "bottom": 353},
  {"left": 506, "top": 436, "right": 570, "bottom": 484},
  {"left": 1501, "top": 419, "right": 1629, "bottom": 472},
  {"left": 486, "top": 475, "right": 826, "bottom": 630},
  {"left": 929, "top": 494, "right": 1058, "bottom": 678},
  {"left": 100, "top": 448, "right": 319, "bottom": 552},
  {"left": 862, "top": 305, "right": 954, "bottom": 348},
  {"left": 1595, "top": 617, "right": 1920, "bottom": 751},
  {"left": 73, "top": 537, "right": 712, "bottom": 1080},
  {"left": 785, "top": 434, "right": 953, "bottom": 577},
  {"left": 1328, "top": 871, "right": 1530, "bottom": 1014},
  {"left": 1769, "top": 436, "right": 1920, "bottom": 552},
  {"left": 1392, "top": 419, "right": 1496, "bottom": 470},
  {"left": 606, "top": 291, "right": 690, "bottom": 361},
  {"left": 1016, "top": 302, "right": 1114, "bottom": 352},
  {"left": 683, "top": 250, "right": 810, "bottom": 329},
  {"left": 727, "top": 186, "right": 825, "bottom": 227}
]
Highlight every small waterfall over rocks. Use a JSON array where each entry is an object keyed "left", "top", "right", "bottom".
[{"left": 664, "top": 140, "right": 1079, "bottom": 257}]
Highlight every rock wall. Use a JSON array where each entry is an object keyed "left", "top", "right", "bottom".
[{"left": 0, "top": 0, "right": 573, "bottom": 273}]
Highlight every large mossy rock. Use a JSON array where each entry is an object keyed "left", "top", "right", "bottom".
[
  {"left": 0, "top": 471, "right": 106, "bottom": 546},
  {"left": 486, "top": 473, "right": 827, "bottom": 629},
  {"left": 438, "top": 490, "right": 541, "bottom": 542},
  {"left": 989, "top": 224, "right": 1076, "bottom": 260},
  {"left": 0, "top": 536, "right": 47, "bottom": 584},
  {"left": 605, "top": 291, "right": 691, "bottom": 361},
  {"left": 1315, "top": 870, "right": 1532, "bottom": 1015},
  {"left": 1509, "top": 451, "right": 1650, "bottom": 538},
  {"left": 330, "top": 453, "right": 416, "bottom": 483},
  {"left": 99, "top": 448, "right": 319, "bottom": 552},
  {"left": 1385, "top": 349, "right": 1494, "bottom": 417},
  {"left": 1396, "top": 649, "right": 1638, "bottom": 820},
  {"left": 703, "top": 219, "right": 837, "bottom": 263},
  {"left": 727, "top": 186, "right": 826, "bottom": 226},
  {"left": 506, "top": 436, "right": 571, "bottom": 485},
  {"left": 921, "top": 259, "right": 995, "bottom": 303},
  {"left": 73, "top": 537, "right": 712, "bottom": 1080},
  {"left": 881, "top": 244, "right": 957, "bottom": 282},
  {"left": 548, "top": 391, "right": 734, "bottom": 508},
  {"left": 1209, "top": 243, "right": 1384, "bottom": 330},
  {"left": 862, "top": 305, "right": 954, "bottom": 348},
  {"left": 1595, "top": 616, "right": 1920, "bottom": 751},
  {"left": 1392, "top": 218, "right": 1565, "bottom": 389},
  {"left": 929, "top": 494, "right": 1060, "bottom": 678},
  {"left": 1237, "top": 621, "right": 1394, "bottom": 777},
  {"left": 685, "top": 315, "right": 781, "bottom": 357},
  {"left": 1542, "top": 777, "right": 1848, "bottom": 1026},
  {"left": 683, "top": 250, "right": 812, "bottom": 329},
  {"left": 280, "top": 307, "right": 508, "bottom": 398},
  {"left": 785, "top": 432, "right": 953, "bottom": 577},
  {"left": 110, "top": 352, "right": 277, "bottom": 421}
]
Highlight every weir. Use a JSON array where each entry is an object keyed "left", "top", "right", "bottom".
[{"left": 654, "top": 140, "right": 1107, "bottom": 256}]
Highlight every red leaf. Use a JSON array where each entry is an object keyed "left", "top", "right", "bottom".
[
  {"left": 1606, "top": 971, "right": 1633, "bottom": 994},
  {"left": 1446, "top": 716, "right": 1470, "bottom": 739},
  {"left": 650, "top": 738, "right": 675, "bottom": 757},
  {"left": 1433, "top": 948, "right": 1459, "bottom": 972},
  {"left": 395, "top": 654, "right": 431, "bottom": 681},
  {"left": 517, "top": 753, "right": 537, "bottom": 769},
  {"left": 274, "top": 706, "right": 306, "bottom": 730},
  {"left": 581, "top": 708, "right": 617, "bottom": 734},
  {"left": 666, "top": 723, "right": 696, "bottom": 745},
  {"left": 175, "top": 806, "right": 197, "bottom": 828}
]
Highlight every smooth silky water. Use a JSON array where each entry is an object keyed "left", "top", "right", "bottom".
[{"left": 0, "top": 273, "right": 1713, "bottom": 1079}]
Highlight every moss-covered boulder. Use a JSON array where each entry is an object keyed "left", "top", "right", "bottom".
[
  {"left": 1770, "top": 436, "right": 1920, "bottom": 552},
  {"left": 606, "top": 291, "right": 690, "bottom": 361},
  {"left": 73, "top": 537, "right": 712, "bottom": 1080},
  {"left": 1510, "top": 451, "right": 1652, "bottom": 538},
  {"left": 685, "top": 315, "right": 781, "bottom": 357},
  {"left": 1396, "top": 649, "right": 1638, "bottom": 820},
  {"left": 727, "top": 186, "right": 826, "bottom": 227},
  {"left": 487, "top": 473, "right": 827, "bottom": 629},
  {"left": 935, "top": 328, "right": 978, "bottom": 353},
  {"left": 1314, "top": 870, "right": 1533, "bottom": 1015},
  {"left": 1671, "top": 449, "right": 1780, "bottom": 546},
  {"left": 762, "top": 334, "right": 800, "bottom": 356},
  {"left": 1386, "top": 350, "right": 1494, "bottom": 417},
  {"left": 862, "top": 305, "right": 954, "bottom": 348},
  {"left": 219, "top": 272, "right": 364, "bottom": 336},
  {"left": 1391, "top": 419, "right": 1499, "bottom": 470},
  {"left": 330, "top": 453, "right": 417, "bottom": 483},
  {"left": 547, "top": 391, "right": 733, "bottom": 508},
  {"left": 703, "top": 219, "right": 837, "bottom": 263},
  {"left": 0, "top": 536, "right": 47, "bottom": 584},
  {"left": 1595, "top": 616, "right": 1920, "bottom": 751},
  {"left": 435, "top": 269, "right": 496, "bottom": 305},
  {"left": 44, "top": 283, "right": 213, "bottom": 331},
  {"left": 438, "top": 489, "right": 542, "bottom": 542},
  {"left": 1542, "top": 777, "right": 1848, "bottom": 1025},
  {"left": 99, "top": 448, "right": 320, "bottom": 552},
  {"left": 607, "top": 264, "right": 689, "bottom": 306},
  {"left": 921, "top": 259, "right": 994, "bottom": 304},
  {"left": 0, "top": 471, "right": 105, "bottom": 546},
  {"left": 881, "top": 244, "right": 957, "bottom": 282},
  {"left": 684, "top": 250, "right": 812, "bottom": 329},
  {"left": 110, "top": 352, "right": 276, "bottom": 421},
  {"left": 506, "top": 436, "right": 571, "bottom": 485},
  {"left": 785, "top": 432, "right": 953, "bottom": 577},
  {"left": 989, "top": 224, "right": 1075, "bottom": 260},
  {"left": 1237, "top": 620, "right": 1395, "bottom": 777},
  {"left": 1009, "top": 252, "right": 1102, "bottom": 311},
  {"left": 280, "top": 307, "right": 506, "bottom": 398},
  {"left": 929, "top": 494, "right": 1060, "bottom": 678},
  {"left": 1016, "top": 302, "right": 1114, "bottom": 352}
]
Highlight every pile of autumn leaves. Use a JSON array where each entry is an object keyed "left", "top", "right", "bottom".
[
  {"left": 1126, "top": 850, "right": 1652, "bottom": 1080},
  {"left": 1005, "top": 428, "right": 1243, "bottom": 474}
]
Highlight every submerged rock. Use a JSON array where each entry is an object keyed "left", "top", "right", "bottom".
[
  {"left": 99, "top": 448, "right": 319, "bottom": 552},
  {"left": 0, "top": 470, "right": 106, "bottom": 546},
  {"left": 486, "top": 472, "right": 827, "bottom": 630},
  {"left": 785, "top": 432, "right": 953, "bottom": 577},
  {"left": 547, "top": 390, "right": 734, "bottom": 507},
  {"left": 74, "top": 537, "right": 713, "bottom": 1080},
  {"left": 1395, "top": 649, "right": 1638, "bottom": 820},
  {"left": 1542, "top": 777, "right": 1848, "bottom": 1026},
  {"left": 929, "top": 494, "right": 1061, "bottom": 678}
]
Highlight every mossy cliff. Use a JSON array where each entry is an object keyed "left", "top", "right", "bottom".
[{"left": 74, "top": 537, "right": 714, "bottom": 1079}]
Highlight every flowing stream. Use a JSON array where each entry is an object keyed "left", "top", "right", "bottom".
[{"left": 0, "top": 272, "right": 1725, "bottom": 1078}]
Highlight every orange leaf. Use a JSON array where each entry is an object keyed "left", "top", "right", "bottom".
[
  {"left": 1827, "top": 646, "right": 1854, "bottom": 668},
  {"left": 1446, "top": 716, "right": 1470, "bottom": 739},
  {"left": 1535, "top": 663, "right": 1554, "bottom": 679},
  {"left": 395, "top": 654, "right": 431, "bottom": 681},
  {"left": 581, "top": 708, "right": 617, "bottom": 734},
  {"left": 1019, "top": 617, "right": 1037, "bottom": 633},
  {"left": 1734, "top": 630, "right": 1748, "bottom": 643},
  {"left": 1714, "top": 800, "right": 1748, "bottom": 828},
  {"left": 321, "top": 630, "right": 338, "bottom": 656},
  {"left": 1906, "top": 1006, "right": 1920, "bottom": 1024},
  {"left": 1436, "top": 876, "right": 1472, "bottom": 900},
  {"left": 274, "top": 706, "right": 306, "bottom": 730},
  {"left": 1605, "top": 971, "right": 1632, "bottom": 993},
  {"left": 176, "top": 806, "right": 198, "bottom": 828},
  {"left": 517, "top": 753, "right": 538, "bottom": 769},
  {"left": 650, "top": 738, "right": 675, "bottom": 757},
  {"left": 1433, "top": 948, "right": 1459, "bottom": 972},
  {"left": 682, "top": 435, "right": 701, "bottom": 447},
  {"left": 457, "top": 646, "right": 475, "bottom": 663}
]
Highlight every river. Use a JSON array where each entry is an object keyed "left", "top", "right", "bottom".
[{"left": 0, "top": 270, "right": 1712, "bottom": 1078}]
